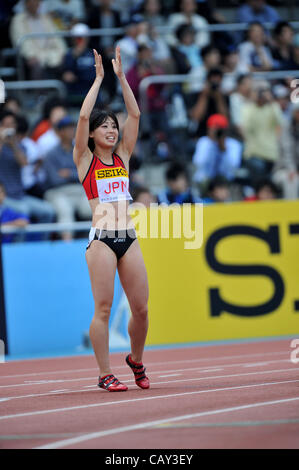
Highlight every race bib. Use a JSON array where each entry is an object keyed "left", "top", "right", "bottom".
[{"left": 95, "top": 167, "right": 132, "bottom": 203}]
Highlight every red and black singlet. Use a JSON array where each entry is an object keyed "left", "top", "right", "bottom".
[{"left": 82, "top": 152, "right": 132, "bottom": 203}]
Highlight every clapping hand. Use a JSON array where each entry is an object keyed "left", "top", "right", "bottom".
[
  {"left": 112, "top": 46, "right": 124, "bottom": 79},
  {"left": 93, "top": 49, "right": 104, "bottom": 80}
]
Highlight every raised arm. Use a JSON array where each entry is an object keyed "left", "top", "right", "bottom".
[
  {"left": 113, "top": 46, "right": 140, "bottom": 162},
  {"left": 73, "top": 49, "right": 104, "bottom": 165}
]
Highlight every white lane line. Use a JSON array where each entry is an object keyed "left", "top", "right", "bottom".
[
  {"left": 244, "top": 362, "right": 271, "bottom": 368},
  {"left": 0, "top": 359, "right": 293, "bottom": 390},
  {"left": 201, "top": 368, "right": 223, "bottom": 373},
  {"left": 0, "top": 350, "right": 288, "bottom": 380},
  {"left": 158, "top": 374, "right": 181, "bottom": 378},
  {"left": 34, "top": 396, "right": 299, "bottom": 449},
  {"left": 1, "top": 378, "right": 299, "bottom": 421},
  {"left": 0, "top": 368, "right": 298, "bottom": 403}
]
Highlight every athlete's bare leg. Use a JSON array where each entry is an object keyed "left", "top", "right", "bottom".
[
  {"left": 117, "top": 240, "right": 149, "bottom": 363},
  {"left": 85, "top": 241, "right": 117, "bottom": 377}
]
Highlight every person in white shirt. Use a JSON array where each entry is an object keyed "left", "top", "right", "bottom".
[
  {"left": 192, "top": 113, "right": 243, "bottom": 191},
  {"left": 166, "top": 0, "right": 210, "bottom": 49},
  {"left": 10, "top": 0, "right": 67, "bottom": 79},
  {"left": 117, "top": 15, "right": 146, "bottom": 74},
  {"left": 238, "top": 22, "right": 273, "bottom": 72},
  {"left": 229, "top": 74, "right": 253, "bottom": 138},
  {"left": 16, "top": 116, "right": 45, "bottom": 198}
]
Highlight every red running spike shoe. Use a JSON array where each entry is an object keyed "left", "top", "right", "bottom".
[
  {"left": 125, "top": 354, "right": 150, "bottom": 389},
  {"left": 98, "top": 374, "right": 128, "bottom": 392}
]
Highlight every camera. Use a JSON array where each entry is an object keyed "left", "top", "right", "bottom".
[
  {"left": 1, "top": 128, "right": 16, "bottom": 138},
  {"left": 210, "top": 82, "right": 220, "bottom": 91}
]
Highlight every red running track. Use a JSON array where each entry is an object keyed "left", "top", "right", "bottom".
[{"left": 0, "top": 338, "right": 299, "bottom": 449}]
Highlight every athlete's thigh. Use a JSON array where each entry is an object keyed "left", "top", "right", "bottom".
[
  {"left": 86, "top": 241, "right": 117, "bottom": 305},
  {"left": 117, "top": 240, "right": 149, "bottom": 309}
]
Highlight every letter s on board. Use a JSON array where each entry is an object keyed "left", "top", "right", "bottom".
[{"left": 205, "top": 225, "right": 284, "bottom": 317}]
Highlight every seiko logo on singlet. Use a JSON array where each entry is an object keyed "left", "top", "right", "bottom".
[
  {"left": 114, "top": 238, "right": 125, "bottom": 242},
  {"left": 95, "top": 166, "right": 132, "bottom": 202},
  {"left": 95, "top": 167, "right": 128, "bottom": 179}
]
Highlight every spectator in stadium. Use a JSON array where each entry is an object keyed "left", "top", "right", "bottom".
[
  {"left": 173, "top": 23, "right": 202, "bottom": 75},
  {"left": 272, "top": 103, "right": 299, "bottom": 200},
  {"left": 292, "top": 36, "right": 299, "bottom": 69},
  {"left": 117, "top": 14, "right": 147, "bottom": 74},
  {"left": 36, "top": 103, "right": 67, "bottom": 158},
  {"left": 145, "top": 24, "right": 173, "bottom": 71},
  {"left": 271, "top": 21, "right": 296, "bottom": 71},
  {"left": 87, "top": 0, "right": 123, "bottom": 102},
  {"left": 0, "top": 111, "right": 55, "bottom": 224},
  {"left": 132, "top": 186, "right": 157, "bottom": 207},
  {"left": 240, "top": 83, "right": 284, "bottom": 186},
  {"left": 157, "top": 162, "right": 200, "bottom": 204},
  {"left": 166, "top": 0, "right": 210, "bottom": 49},
  {"left": 221, "top": 49, "right": 250, "bottom": 95},
  {"left": 238, "top": 22, "right": 274, "bottom": 72},
  {"left": 17, "top": 115, "right": 45, "bottom": 199},
  {"left": 43, "top": 116, "right": 91, "bottom": 240},
  {"left": 229, "top": 74, "right": 253, "bottom": 138},
  {"left": 126, "top": 44, "right": 171, "bottom": 155},
  {"left": 190, "top": 68, "right": 229, "bottom": 137},
  {"left": 184, "top": 44, "right": 221, "bottom": 97},
  {"left": 201, "top": 176, "right": 231, "bottom": 204},
  {"left": 0, "top": 96, "right": 22, "bottom": 117},
  {"left": 273, "top": 83, "right": 292, "bottom": 120},
  {"left": 0, "top": 182, "right": 29, "bottom": 243},
  {"left": 243, "top": 177, "right": 280, "bottom": 201},
  {"left": 0, "top": 0, "right": 18, "bottom": 48},
  {"left": 192, "top": 114, "right": 242, "bottom": 192},
  {"left": 62, "top": 23, "right": 96, "bottom": 106},
  {"left": 236, "top": 0, "right": 281, "bottom": 25},
  {"left": 44, "top": 0, "right": 86, "bottom": 30},
  {"left": 10, "top": 0, "right": 67, "bottom": 80},
  {"left": 136, "top": 0, "right": 166, "bottom": 28},
  {"left": 31, "top": 97, "right": 65, "bottom": 142}
]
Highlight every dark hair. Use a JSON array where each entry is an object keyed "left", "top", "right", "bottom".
[
  {"left": 207, "top": 176, "right": 229, "bottom": 193},
  {"left": 254, "top": 177, "right": 280, "bottom": 195},
  {"left": 0, "top": 110, "right": 16, "bottom": 124},
  {"left": 88, "top": 108, "right": 119, "bottom": 152},
  {"left": 201, "top": 45, "right": 219, "bottom": 60},
  {"left": 131, "top": 185, "right": 152, "bottom": 201},
  {"left": 236, "top": 73, "right": 251, "bottom": 86},
  {"left": 273, "top": 21, "right": 293, "bottom": 37},
  {"left": 207, "top": 67, "right": 223, "bottom": 80},
  {"left": 42, "top": 96, "right": 67, "bottom": 120},
  {"left": 16, "top": 115, "right": 29, "bottom": 135},
  {"left": 247, "top": 21, "right": 265, "bottom": 41},
  {"left": 166, "top": 162, "right": 188, "bottom": 182},
  {"left": 175, "top": 23, "right": 195, "bottom": 42}
]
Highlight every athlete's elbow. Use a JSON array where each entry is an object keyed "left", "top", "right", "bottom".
[
  {"left": 130, "top": 110, "right": 141, "bottom": 120},
  {"left": 79, "top": 113, "right": 90, "bottom": 122}
]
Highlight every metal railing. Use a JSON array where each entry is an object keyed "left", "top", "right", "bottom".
[
  {"left": 14, "top": 21, "right": 299, "bottom": 81},
  {"left": 15, "top": 27, "right": 123, "bottom": 81},
  {"left": 138, "top": 70, "right": 299, "bottom": 114},
  {"left": 3, "top": 79, "right": 67, "bottom": 97},
  {"left": 1, "top": 221, "right": 90, "bottom": 235}
]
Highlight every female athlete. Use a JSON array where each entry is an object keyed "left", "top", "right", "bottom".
[{"left": 73, "top": 47, "right": 149, "bottom": 392}]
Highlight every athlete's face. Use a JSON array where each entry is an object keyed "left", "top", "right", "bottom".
[{"left": 91, "top": 118, "right": 119, "bottom": 148}]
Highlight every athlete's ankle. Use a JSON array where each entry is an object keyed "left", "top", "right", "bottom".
[
  {"left": 100, "top": 371, "right": 113, "bottom": 379},
  {"left": 129, "top": 354, "right": 143, "bottom": 365}
]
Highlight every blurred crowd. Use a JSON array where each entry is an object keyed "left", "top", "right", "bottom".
[{"left": 1, "top": 0, "right": 299, "bottom": 242}]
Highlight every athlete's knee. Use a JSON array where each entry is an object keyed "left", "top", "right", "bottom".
[
  {"left": 131, "top": 303, "right": 148, "bottom": 321},
  {"left": 94, "top": 300, "right": 112, "bottom": 322}
]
